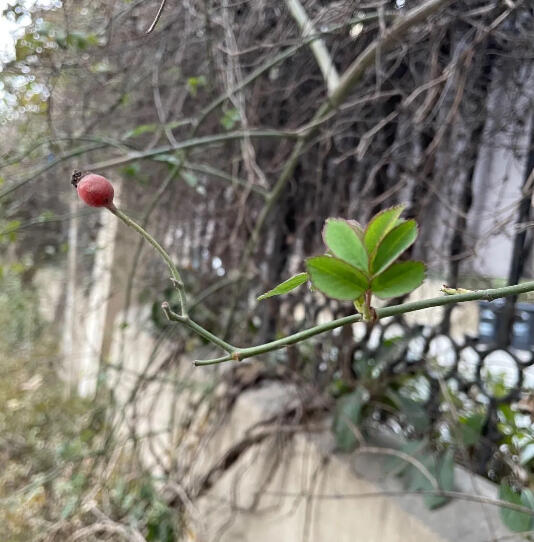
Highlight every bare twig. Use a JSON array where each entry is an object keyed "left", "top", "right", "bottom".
[
  {"left": 285, "top": 0, "right": 340, "bottom": 94},
  {"left": 145, "top": 0, "right": 168, "bottom": 34},
  {"left": 259, "top": 489, "right": 534, "bottom": 517},
  {"left": 357, "top": 446, "right": 439, "bottom": 490}
]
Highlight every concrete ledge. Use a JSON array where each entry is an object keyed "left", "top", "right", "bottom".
[
  {"left": 108, "top": 318, "right": 522, "bottom": 542},
  {"left": 196, "top": 382, "right": 522, "bottom": 542}
]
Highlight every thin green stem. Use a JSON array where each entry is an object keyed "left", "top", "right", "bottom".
[
  {"left": 195, "top": 280, "right": 534, "bottom": 366},
  {"left": 109, "top": 205, "right": 187, "bottom": 316},
  {"left": 186, "top": 318, "right": 236, "bottom": 353},
  {"left": 121, "top": 165, "right": 181, "bottom": 322},
  {"left": 161, "top": 302, "right": 236, "bottom": 353},
  {"left": 116, "top": 164, "right": 182, "bottom": 374}
]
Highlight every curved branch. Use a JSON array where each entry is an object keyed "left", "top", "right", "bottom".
[
  {"left": 84, "top": 129, "right": 298, "bottom": 171},
  {"left": 285, "top": 0, "right": 339, "bottom": 94},
  {"left": 145, "top": 0, "right": 167, "bottom": 34}
]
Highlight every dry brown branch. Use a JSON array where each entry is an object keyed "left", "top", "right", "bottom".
[
  {"left": 145, "top": 0, "right": 168, "bottom": 34},
  {"left": 285, "top": 0, "right": 340, "bottom": 94}
]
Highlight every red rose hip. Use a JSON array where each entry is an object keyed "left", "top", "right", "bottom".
[{"left": 75, "top": 173, "right": 115, "bottom": 208}]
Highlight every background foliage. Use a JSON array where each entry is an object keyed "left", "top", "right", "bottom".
[{"left": 2, "top": 0, "right": 534, "bottom": 538}]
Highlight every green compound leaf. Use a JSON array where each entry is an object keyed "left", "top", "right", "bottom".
[
  {"left": 364, "top": 205, "right": 405, "bottom": 255},
  {"left": 322, "top": 218, "right": 368, "bottom": 272},
  {"left": 371, "top": 261, "right": 425, "bottom": 299},
  {"left": 499, "top": 484, "right": 534, "bottom": 532},
  {"left": 257, "top": 272, "right": 308, "bottom": 301},
  {"left": 371, "top": 219, "right": 418, "bottom": 275},
  {"left": 306, "top": 256, "right": 368, "bottom": 300}
]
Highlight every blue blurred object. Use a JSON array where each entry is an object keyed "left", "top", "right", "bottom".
[{"left": 478, "top": 300, "right": 534, "bottom": 350}]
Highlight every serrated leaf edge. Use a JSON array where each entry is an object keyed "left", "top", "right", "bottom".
[
  {"left": 306, "top": 255, "right": 369, "bottom": 300},
  {"left": 321, "top": 218, "right": 369, "bottom": 272},
  {"left": 364, "top": 204, "right": 406, "bottom": 257},
  {"left": 371, "top": 220, "right": 419, "bottom": 276},
  {"left": 371, "top": 260, "right": 426, "bottom": 299}
]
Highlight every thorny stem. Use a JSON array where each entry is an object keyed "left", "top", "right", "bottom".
[
  {"left": 108, "top": 205, "right": 239, "bottom": 352},
  {"left": 108, "top": 205, "right": 187, "bottom": 317},
  {"left": 192, "top": 280, "right": 534, "bottom": 366},
  {"left": 161, "top": 302, "right": 236, "bottom": 354}
]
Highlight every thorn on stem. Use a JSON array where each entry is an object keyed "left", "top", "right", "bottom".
[
  {"left": 161, "top": 301, "right": 171, "bottom": 319},
  {"left": 441, "top": 284, "right": 473, "bottom": 295},
  {"left": 170, "top": 277, "right": 184, "bottom": 289}
]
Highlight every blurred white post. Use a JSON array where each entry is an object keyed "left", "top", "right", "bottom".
[
  {"left": 62, "top": 190, "right": 78, "bottom": 394},
  {"left": 77, "top": 183, "right": 120, "bottom": 397}
]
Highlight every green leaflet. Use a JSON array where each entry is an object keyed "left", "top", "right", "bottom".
[
  {"left": 257, "top": 272, "right": 308, "bottom": 300},
  {"left": 364, "top": 205, "right": 405, "bottom": 255},
  {"left": 306, "top": 256, "right": 368, "bottom": 300},
  {"left": 371, "top": 261, "right": 425, "bottom": 299},
  {"left": 371, "top": 220, "right": 418, "bottom": 275},
  {"left": 323, "top": 218, "right": 368, "bottom": 272}
]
